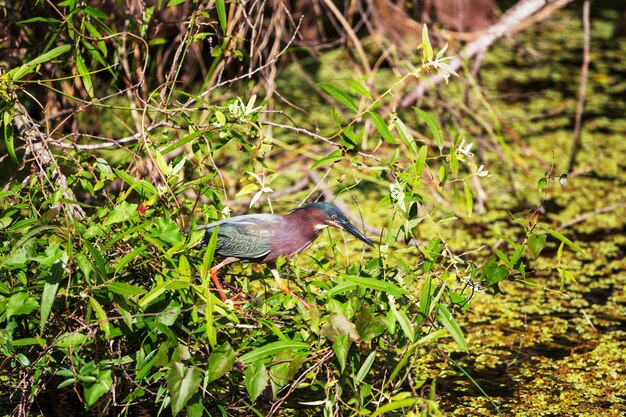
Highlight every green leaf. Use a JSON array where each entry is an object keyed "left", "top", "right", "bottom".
[
  {"left": 75, "top": 52, "right": 94, "bottom": 99},
  {"left": 371, "top": 397, "right": 418, "bottom": 417},
  {"left": 463, "top": 181, "right": 473, "bottom": 217},
  {"left": 368, "top": 112, "right": 396, "bottom": 144},
  {"left": 114, "top": 245, "right": 146, "bottom": 273},
  {"left": 320, "top": 311, "right": 360, "bottom": 342},
  {"left": 215, "top": 0, "right": 227, "bottom": 33},
  {"left": 389, "top": 301, "right": 415, "bottom": 342},
  {"left": 235, "top": 183, "right": 259, "bottom": 197},
  {"left": 414, "top": 107, "right": 443, "bottom": 150},
  {"left": 332, "top": 334, "right": 350, "bottom": 373},
  {"left": 537, "top": 177, "right": 547, "bottom": 193},
  {"left": 3, "top": 108, "right": 19, "bottom": 164},
  {"left": 83, "top": 369, "right": 112, "bottom": 407},
  {"left": 393, "top": 117, "right": 418, "bottom": 156},
  {"left": 318, "top": 82, "right": 357, "bottom": 112},
  {"left": 481, "top": 258, "right": 509, "bottom": 289},
  {"left": 509, "top": 245, "right": 524, "bottom": 268},
  {"left": 342, "top": 275, "right": 407, "bottom": 297},
  {"left": 345, "top": 79, "right": 372, "bottom": 100},
  {"left": 527, "top": 233, "right": 547, "bottom": 258},
  {"left": 167, "top": 0, "right": 187, "bottom": 6},
  {"left": 6, "top": 292, "right": 38, "bottom": 320},
  {"left": 355, "top": 350, "right": 377, "bottom": 384},
  {"left": 89, "top": 297, "right": 111, "bottom": 339},
  {"left": 54, "top": 332, "right": 87, "bottom": 348},
  {"left": 107, "top": 281, "right": 146, "bottom": 297},
  {"left": 161, "top": 130, "right": 206, "bottom": 155},
  {"left": 168, "top": 362, "right": 202, "bottom": 416},
  {"left": 239, "top": 341, "right": 310, "bottom": 364},
  {"left": 436, "top": 304, "right": 468, "bottom": 350},
  {"left": 115, "top": 169, "right": 158, "bottom": 197},
  {"left": 207, "top": 342, "right": 237, "bottom": 383},
  {"left": 419, "top": 24, "right": 433, "bottom": 62},
  {"left": 310, "top": 149, "right": 343, "bottom": 170},
  {"left": 245, "top": 362, "right": 269, "bottom": 403},
  {"left": 105, "top": 201, "right": 139, "bottom": 226},
  {"left": 544, "top": 228, "right": 584, "bottom": 255},
  {"left": 40, "top": 261, "right": 63, "bottom": 334},
  {"left": 9, "top": 44, "right": 72, "bottom": 81},
  {"left": 414, "top": 145, "right": 427, "bottom": 177},
  {"left": 417, "top": 276, "right": 432, "bottom": 326}
]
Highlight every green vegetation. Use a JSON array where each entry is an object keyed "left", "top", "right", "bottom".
[{"left": 1, "top": 1, "right": 624, "bottom": 416}]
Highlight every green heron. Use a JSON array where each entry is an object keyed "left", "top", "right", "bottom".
[{"left": 197, "top": 201, "right": 374, "bottom": 306}]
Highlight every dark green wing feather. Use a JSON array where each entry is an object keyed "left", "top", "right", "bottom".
[{"left": 202, "top": 214, "right": 281, "bottom": 260}]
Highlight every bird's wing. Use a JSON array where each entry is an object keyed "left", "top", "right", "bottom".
[{"left": 202, "top": 214, "right": 281, "bottom": 260}]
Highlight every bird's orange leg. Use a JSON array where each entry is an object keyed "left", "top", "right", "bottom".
[
  {"left": 210, "top": 258, "right": 246, "bottom": 308},
  {"left": 209, "top": 266, "right": 229, "bottom": 302},
  {"left": 271, "top": 269, "right": 310, "bottom": 309}
]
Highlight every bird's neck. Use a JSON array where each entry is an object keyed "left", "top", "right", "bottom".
[{"left": 284, "top": 208, "right": 326, "bottom": 240}]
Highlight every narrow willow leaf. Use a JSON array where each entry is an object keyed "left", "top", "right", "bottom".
[
  {"left": 389, "top": 298, "right": 415, "bottom": 342},
  {"left": 178, "top": 255, "right": 191, "bottom": 282},
  {"left": 342, "top": 275, "right": 407, "bottom": 297},
  {"left": 115, "top": 169, "right": 158, "bottom": 197},
  {"left": 75, "top": 53, "right": 93, "bottom": 99},
  {"left": 161, "top": 130, "right": 205, "bottom": 155},
  {"left": 167, "top": 0, "right": 187, "bottom": 6},
  {"left": 463, "top": 181, "right": 473, "bottom": 217},
  {"left": 345, "top": 79, "right": 372, "bottom": 100},
  {"left": 54, "top": 332, "right": 87, "bottom": 348},
  {"left": 215, "top": 0, "right": 227, "bottom": 33},
  {"left": 544, "top": 228, "right": 584, "bottom": 255},
  {"left": 355, "top": 350, "right": 377, "bottom": 384},
  {"left": 310, "top": 149, "right": 343, "bottom": 170},
  {"left": 3, "top": 109, "right": 19, "bottom": 164},
  {"left": 393, "top": 117, "right": 418, "bottom": 156},
  {"left": 114, "top": 245, "right": 145, "bottom": 273},
  {"left": 9, "top": 44, "right": 72, "bottom": 81},
  {"left": 40, "top": 261, "right": 63, "bottom": 334},
  {"left": 417, "top": 276, "right": 432, "bottom": 326},
  {"left": 436, "top": 304, "right": 468, "bottom": 350},
  {"left": 414, "top": 145, "right": 427, "bottom": 177},
  {"left": 371, "top": 398, "right": 418, "bottom": 417},
  {"left": 368, "top": 112, "right": 396, "bottom": 144},
  {"left": 414, "top": 107, "right": 443, "bottom": 150},
  {"left": 239, "top": 341, "right": 310, "bottom": 364},
  {"left": 318, "top": 82, "right": 357, "bottom": 112},
  {"left": 420, "top": 24, "right": 434, "bottom": 62},
  {"left": 201, "top": 226, "right": 219, "bottom": 287},
  {"left": 89, "top": 296, "right": 111, "bottom": 338},
  {"left": 509, "top": 245, "right": 524, "bottom": 268},
  {"left": 107, "top": 281, "right": 146, "bottom": 297}
]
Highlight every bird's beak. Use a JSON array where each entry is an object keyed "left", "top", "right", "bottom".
[{"left": 334, "top": 219, "right": 374, "bottom": 247}]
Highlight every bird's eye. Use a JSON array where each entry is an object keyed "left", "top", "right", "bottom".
[{"left": 332, "top": 215, "right": 338, "bottom": 221}]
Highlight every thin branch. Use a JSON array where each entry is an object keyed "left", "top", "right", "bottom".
[
  {"left": 399, "top": 0, "right": 575, "bottom": 107},
  {"left": 557, "top": 202, "right": 626, "bottom": 231}
]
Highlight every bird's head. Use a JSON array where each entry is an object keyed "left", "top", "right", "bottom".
[{"left": 292, "top": 202, "right": 374, "bottom": 247}]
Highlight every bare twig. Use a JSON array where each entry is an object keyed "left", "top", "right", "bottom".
[
  {"left": 399, "top": 0, "right": 575, "bottom": 107},
  {"left": 557, "top": 202, "right": 626, "bottom": 231}
]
